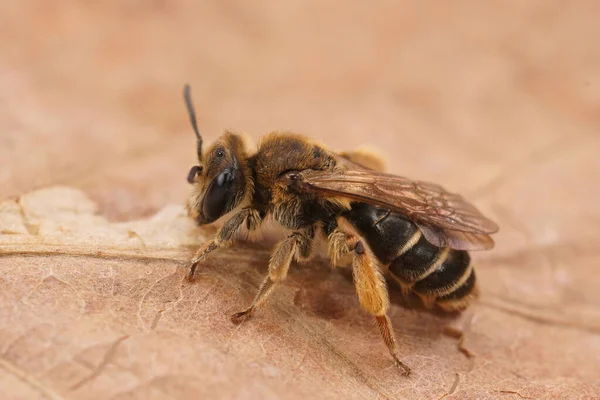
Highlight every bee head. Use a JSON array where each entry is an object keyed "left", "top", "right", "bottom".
[{"left": 183, "top": 85, "right": 250, "bottom": 225}]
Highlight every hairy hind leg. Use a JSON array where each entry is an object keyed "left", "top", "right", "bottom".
[{"left": 328, "top": 218, "right": 411, "bottom": 375}]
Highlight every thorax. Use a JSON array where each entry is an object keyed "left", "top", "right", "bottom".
[{"left": 247, "top": 132, "right": 339, "bottom": 228}]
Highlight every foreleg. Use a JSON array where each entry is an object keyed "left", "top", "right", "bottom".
[{"left": 187, "top": 208, "right": 261, "bottom": 281}]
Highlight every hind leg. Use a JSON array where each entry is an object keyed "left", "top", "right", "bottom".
[{"left": 328, "top": 218, "right": 411, "bottom": 375}]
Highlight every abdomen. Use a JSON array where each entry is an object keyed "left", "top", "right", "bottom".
[{"left": 343, "top": 202, "right": 478, "bottom": 312}]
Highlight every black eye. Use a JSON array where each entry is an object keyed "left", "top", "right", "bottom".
[
  {"left": 202, "top": 170, "right": 235, "bottom": 223},
  {"left": 216, "top": 149, "right": 225, "bottom": 158}
]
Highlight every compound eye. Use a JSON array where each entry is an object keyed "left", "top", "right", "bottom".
[
  {"left": 202, "top": 170, "right": 235, "bottom": 222},
  {"left": 187, "top": 165, "right": 203, "bottom": 184}
]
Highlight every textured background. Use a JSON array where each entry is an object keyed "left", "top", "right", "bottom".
[{"left": 1, "top": 1, "right": 599, "bottom": 399}]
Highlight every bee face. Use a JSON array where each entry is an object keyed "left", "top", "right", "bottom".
[{"left": 186, "top": 133, "right": 248, "bottom": 225}]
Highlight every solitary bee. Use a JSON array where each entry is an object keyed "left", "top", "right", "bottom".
[{"left": 183, "top": 85, "right": 498, "bottom": 375}]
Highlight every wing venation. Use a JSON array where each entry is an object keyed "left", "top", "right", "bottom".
[{"left": 292, "top": 160, "right": 498, "bottom": 251}]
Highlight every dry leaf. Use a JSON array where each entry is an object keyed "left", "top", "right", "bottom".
[{"left": 2, "top": 2, "right": 600, "bottom": 399}]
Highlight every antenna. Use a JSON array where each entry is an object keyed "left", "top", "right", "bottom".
[{"left": 183, "top": 84, "right": 202, "bottom": 156}]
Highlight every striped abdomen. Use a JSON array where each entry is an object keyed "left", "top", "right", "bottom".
[{"left": 343, "top": 202, "right": 477, "bottom": 312}]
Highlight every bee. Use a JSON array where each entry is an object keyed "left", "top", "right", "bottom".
[{"left": 182, "top": 85, "right": 498, "bottom": 375}]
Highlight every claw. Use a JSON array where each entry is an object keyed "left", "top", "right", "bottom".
[
  {"left": 394, "top": 357, "right": 412, "bottom": 376},
  {"left": 230, "top": 309, "right": 253, "bottom": 324},
  {"left": 186, "top": 262, "right": 199, "bottom": 282}
]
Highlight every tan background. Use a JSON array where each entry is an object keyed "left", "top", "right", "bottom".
[{"left": 1, "top": 1, "right": 599, "bottom": 399}]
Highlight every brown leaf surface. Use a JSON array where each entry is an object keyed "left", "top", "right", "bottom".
[{"left": 1, "top": 1, "right": 600, "bottom": 399}]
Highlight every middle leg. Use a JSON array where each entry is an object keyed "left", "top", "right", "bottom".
[{"left": 230, "top": 226, "right": 315, "bottom": 324}]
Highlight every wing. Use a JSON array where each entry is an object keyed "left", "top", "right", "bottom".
[{"left": 290, "top": 158, "right": 499, "bottom": 251}]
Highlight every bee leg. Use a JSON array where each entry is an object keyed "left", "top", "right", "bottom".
[
  {"left": 330, "top": 219, "right": 411, "bottom": 375},
  {"left": 188, "top": 241, "right": 218, "bottom": 281},
  {"left": 374, "top": 315, "right": 411, "bottom": 376},
  {"left": 188, "top": 208, "right": 261, "bottom": 281},
  {"left": 231, "top": 227, "right": 314, "bottom": 324},
  {"left": 230, "top": 275, "right": 276, "bottom": 324},
  {"left": 353, "top": 243, "right": 412, "bottom": 375}
]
